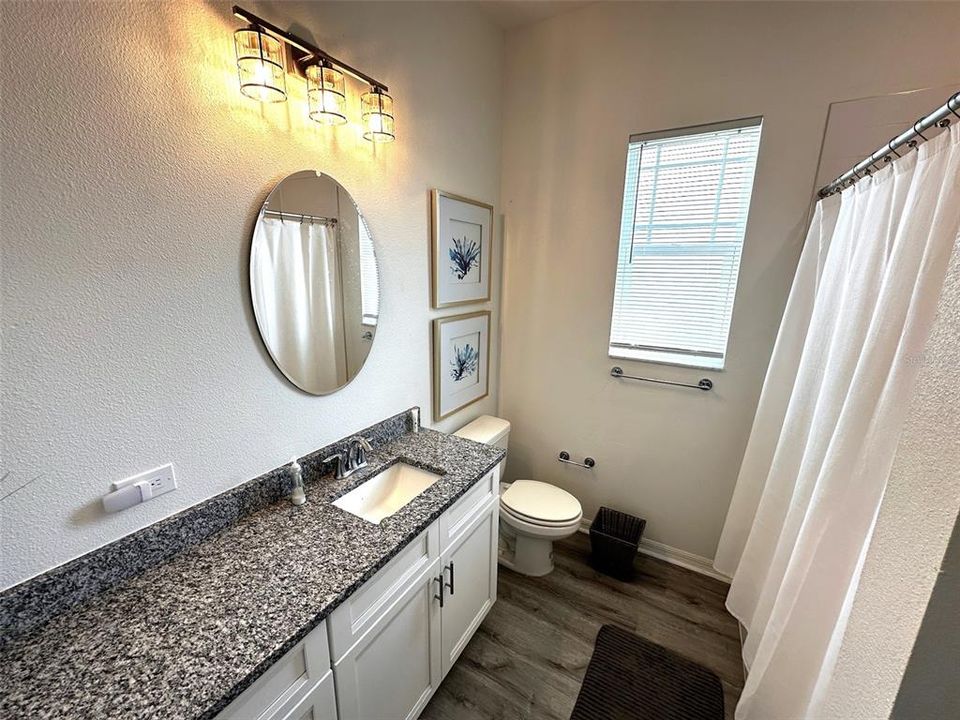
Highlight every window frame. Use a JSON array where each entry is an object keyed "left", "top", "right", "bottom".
[{"left": 608, "top": 115, "right": 763, "bottom": 371}]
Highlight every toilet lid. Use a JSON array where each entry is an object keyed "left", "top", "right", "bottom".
[
  {"left": 500, "top": 480, "right": 581, "bottom": 523},
  {"left": 500, "top": 502, "right": 580, "bottom": 528}
]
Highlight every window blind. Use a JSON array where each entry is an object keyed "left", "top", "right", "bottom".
[
  {"left": 358, "top": 220, "right": 379, "bottom": 325},
  {"left": 609, "top": 118, "right": 762, "bottom": 369}
]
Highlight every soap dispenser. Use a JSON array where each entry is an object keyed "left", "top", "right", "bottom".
[{"left": 288, "top": 458, "right": 306, "bottom": 506}]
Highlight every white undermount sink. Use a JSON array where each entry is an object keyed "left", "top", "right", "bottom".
[{"left": 332, "top": 462, "right": 441, "bottom": 524}]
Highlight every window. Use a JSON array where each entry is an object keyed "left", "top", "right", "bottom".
[
  {"left": 609, "top": 117, "right": 762, "bottom": 369},
  {"left": 358, "top": 219, "right": 379, "bottom": 325}
]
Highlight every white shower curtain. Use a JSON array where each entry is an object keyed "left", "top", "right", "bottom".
[
  {"left": 714, "top": 124, "right": 960, "bottom": 719},
  {"left": 251, "top": 218, "right": 344, "bottom": 391}
]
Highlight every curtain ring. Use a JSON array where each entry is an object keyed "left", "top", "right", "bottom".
[
  {"left": 912, "top": 120, "right": 928, "bottom": 141},
  {"left": 949, "top": 99, "right": 960, "bottom": 120},
  {"left": 886, "top": 139, "right": 902, "bottom": 158},
  {"left": 937, "top": 118, "right": 951, "bottom": 129}
]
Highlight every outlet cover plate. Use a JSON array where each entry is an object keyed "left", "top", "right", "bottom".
[{"left": 112, "top": 464, "right": 177, "bottom": 497}]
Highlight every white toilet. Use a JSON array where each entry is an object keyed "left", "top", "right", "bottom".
[{"left": 454, "top": 415, "right": 583, "bottom": 577}]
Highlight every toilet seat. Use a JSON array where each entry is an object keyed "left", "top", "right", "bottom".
[{"left": 500, "top": 479, "right": 581, "bottom": 524}]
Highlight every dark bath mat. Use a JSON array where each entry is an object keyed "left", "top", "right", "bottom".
[{"left": 570, "top": 624, "right": 724, "bottom": 720}]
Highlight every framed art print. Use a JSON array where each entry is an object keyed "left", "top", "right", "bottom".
[
  {"left": 433, "top": 311, "right": 490, "bottom": 420},
  {"left": 431, "top": 190, "right": 494, "bottom": 308}
]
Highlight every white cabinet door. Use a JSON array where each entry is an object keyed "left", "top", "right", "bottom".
[
  {"left": 439, "top": 499, "right": 498, "bottom": 677},
  {"left": 333, "top": 558, "right": 442, "bottom": 720}
]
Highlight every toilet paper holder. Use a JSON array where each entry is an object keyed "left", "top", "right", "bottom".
[{"left": 558, "top": 451, "right": 596, "bottom": 469}]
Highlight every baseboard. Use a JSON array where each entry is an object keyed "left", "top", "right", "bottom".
[{"left": 577, "top": 519, "right": 731, "bottom": 583}]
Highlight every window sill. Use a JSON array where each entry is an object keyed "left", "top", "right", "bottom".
[{"left": 608, "top": 347, "right": 725, "bottom": 371}]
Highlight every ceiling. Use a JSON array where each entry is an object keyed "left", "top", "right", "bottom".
[{"left": 468, "top": 1, "right": 592, "bottom": 30}]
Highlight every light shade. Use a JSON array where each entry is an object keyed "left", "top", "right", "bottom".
[
  {"left": 307, "top": 63, "right": 347, "bottom": 125},
  {"left": 361, "top": 88, "right": 395, "bottom": 143},
  {"left": 234, "top": 28, "right": 286, "bottom": 102}
]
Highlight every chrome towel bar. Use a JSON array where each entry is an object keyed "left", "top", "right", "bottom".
[
  {"left": 610, "top": 366, "right": 713, "bottom": 392},
  {"left": 559, "top": 451, "right": 595, "bottom": 469}
]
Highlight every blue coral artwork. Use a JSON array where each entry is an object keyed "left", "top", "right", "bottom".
[
  {"left": 449, "top": 236, "right": 481, "bottom": 281},
  {"left": 447, "top": 219, "right": 482, "bottom": 284},
  {"left": 449, "top": 332, "right": 480, "bottom": 388},
  {"left": 450, "top": 344, "right": 479, "bottom": 382}
]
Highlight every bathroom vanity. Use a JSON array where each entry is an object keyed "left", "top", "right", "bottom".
[
  {"left": 218, "top": 465, "right": 499, "bottom": 720},
  {"left": 0, "top": 411, "right": 504, "bottom": 720}
]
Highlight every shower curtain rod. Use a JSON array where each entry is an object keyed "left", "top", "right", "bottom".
[
  {"left": 262, "top": 209, "right": 338, "bottom": 224},
  {"left": 817, "top": 91, "right": 959, "bottom": 199}
]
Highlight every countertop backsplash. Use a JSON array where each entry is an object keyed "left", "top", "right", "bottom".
[{"left": 0, "top": 407, "right": 419, "bottom": 645}]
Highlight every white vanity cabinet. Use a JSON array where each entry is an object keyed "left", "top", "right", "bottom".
[
  {"left": 218, "top": 466, "right": 499, "bottom": 720},
  {"left": 330, "top": 466, "right": 499, "bottom": 720}
]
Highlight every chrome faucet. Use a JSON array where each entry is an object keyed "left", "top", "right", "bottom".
[{"left": 324, "top": 436, "right": 374, "bottom": 480}]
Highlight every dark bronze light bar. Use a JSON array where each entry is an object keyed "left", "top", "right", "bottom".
[{"left": 232, "top": 5, "right": 389, "bottom": 92}]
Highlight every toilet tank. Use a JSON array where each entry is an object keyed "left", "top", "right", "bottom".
[{"left": 453, "top": 415, "right": 511, "bottom": 451}]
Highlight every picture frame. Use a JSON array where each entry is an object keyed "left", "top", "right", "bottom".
[
  {"left": 432, "top": 311, "right": 491, "bottom": 420},
  {"left": 431, "top": 189, "right": 494, "bottom": 308}
]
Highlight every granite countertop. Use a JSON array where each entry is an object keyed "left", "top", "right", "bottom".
[{"left": 0, "top": 428, "right": 505, "bottom": 719}]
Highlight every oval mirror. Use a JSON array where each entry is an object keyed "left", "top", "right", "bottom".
[{"left": 250, "top": 171, "right": 380, "bottom": 395}]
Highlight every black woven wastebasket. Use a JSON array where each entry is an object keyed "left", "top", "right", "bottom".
[{"left": 589, "top": 507, "right": 645, "bottom": 579}]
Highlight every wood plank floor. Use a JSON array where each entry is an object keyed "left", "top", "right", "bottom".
[{"left": 422, "top": 533, "right": 744, "bottom": 720}]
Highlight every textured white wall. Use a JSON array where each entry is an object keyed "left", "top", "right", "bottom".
[
  {"left": 497, "top": 1, "right": 960, "bottom": 560},
  {"left": 0, "top": 0, "right": 503, "bottom": 590},
  {"left": 822, "top": 243, "right": 960, "bottom": 719}
]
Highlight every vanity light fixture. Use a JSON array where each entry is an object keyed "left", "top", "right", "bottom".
[
  {"left": 361, "top": 87, "right": 396, "bottom": 143},
  {"left": 234, "top": 27, "right": 286, "bottom": 102},
  {"left": 231, "top": 5, "right": 396, "bottom": 142},
  {"left": 307, "top": 61, "right": 347, "bottom": 126}
]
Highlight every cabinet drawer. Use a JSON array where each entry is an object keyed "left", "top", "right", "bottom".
[
  {"left": 217, "top": 621, "right": 330, "bottom": 720},
  {"left": 439, "top": 466, "right": 498, "bottom": 551},
  {"left": 281, "top": 670, "right": 337, "bottom": 720},
  {"left": 328, "top": 523, "right": 439, "bottom": 661}
]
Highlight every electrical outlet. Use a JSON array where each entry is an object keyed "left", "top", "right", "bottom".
[
  {"left": 140, "top": 465, "right": 176, "bottom": 497},
  {"left": 102, "top": 464, "right": 177, "bottom": 513}
]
